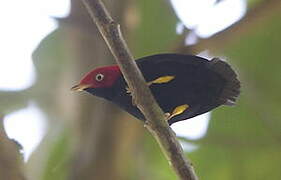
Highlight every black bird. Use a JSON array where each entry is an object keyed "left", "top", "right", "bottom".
[{"left": 71, "top": 54, "right": 240, "bottom": 125}]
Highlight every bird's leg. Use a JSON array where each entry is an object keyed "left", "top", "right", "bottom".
[
  {"left": 147, "top": 75, "right": 175, "bottom": 86},
  {"left": 126, "top": 86, "right": 137, "bottom": 106},
  {"left": 165, "top": 104, "right": 189, "bottom": 120},
  {"left": 125, "top": 86, "right": 131, "bottom": 94},
  {"left": 164, "top": 112, "right": 171, "bottom": 120}
]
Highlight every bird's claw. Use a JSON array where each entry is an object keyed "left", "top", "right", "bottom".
[
  {"left": 164, "top": 112, "right": 171, "bottom": 121},
  {"left": 126, "top": 87, "right": 132, "bottom": 94},
  {"left": 126, "top": 87, "right": 136, "bottom": 106},
  {"left": 143, "top": 120, "right": 149, "bottom": 128}
]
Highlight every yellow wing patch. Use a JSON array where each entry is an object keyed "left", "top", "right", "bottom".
[
  {"left": 148, "top": 75, "right": 175, "bottom": 86},
  {"left": 166, "top": 104, "right": 189, "bottom": 120}
]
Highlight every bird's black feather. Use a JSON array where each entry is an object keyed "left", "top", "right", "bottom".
[{"left": 86, "top": 54, "right": 240, "bottom": 125}]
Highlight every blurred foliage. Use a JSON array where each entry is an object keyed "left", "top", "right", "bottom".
[
  {"left": 1, "top": 0, "right": 281, "bottom": 179},
  {"left": 42, "top": 130, "right": 70, "bottom": 180},
  {"left": 190, "top": 5, "right": 281, "bottom": 180},
  {"left": 247, "top": 0, "right": 263, "bottom": 7},
  {"left": 132, "top": 0, "right": 178, "bottom": 57}
]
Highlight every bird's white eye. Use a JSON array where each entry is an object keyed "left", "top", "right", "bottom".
[{"left": 95, "top": 73, "right": 104, "bottom": 81}]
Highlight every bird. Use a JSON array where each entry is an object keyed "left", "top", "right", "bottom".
[{"left": 71, "top": 53, "right": 240, "bottom": 125}]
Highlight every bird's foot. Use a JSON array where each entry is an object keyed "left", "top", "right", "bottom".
[
  {"left": 164, "top": 112, "right": 172, "bottom": 121},
  {"left": 125, "top": 87, "right": 137, "bottom": 106},
  {"left": 143, "top": 120, "right": 149, "bottom": 128},
  {"left": 125, "top": 87, "right": 131, "bottom": 94}
]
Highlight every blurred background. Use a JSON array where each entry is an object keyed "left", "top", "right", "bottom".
[{"left": 0, "top": 0, "right": 280, "bottom": 179}]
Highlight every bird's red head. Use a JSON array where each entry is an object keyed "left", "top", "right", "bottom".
[{"left": 71, "top": 65, "right": 121, "bottom": 91}]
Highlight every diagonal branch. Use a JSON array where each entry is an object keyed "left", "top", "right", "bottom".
[{"left": 80, "top": 0, "right": 198, "bottom": 179}]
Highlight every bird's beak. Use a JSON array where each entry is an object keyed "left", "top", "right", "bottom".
[{"left": 71, "top": 84, "right": 91, "bottom": 92}]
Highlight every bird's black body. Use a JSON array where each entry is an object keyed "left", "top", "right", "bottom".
[{"left": 85, "top": 54, "right": 240, "bottom": 125}]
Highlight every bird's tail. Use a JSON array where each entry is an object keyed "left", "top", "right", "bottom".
[{"left": 209, "top": 58, "right": 240, "bottom": 106}]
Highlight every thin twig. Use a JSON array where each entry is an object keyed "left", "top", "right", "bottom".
[{"left": 80, "top": 0, "right": 198, "bottom": 179}]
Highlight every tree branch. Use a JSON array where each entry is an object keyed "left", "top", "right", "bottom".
[
  {"left": 0, "top": 115, "right": 26, "bottom": 180},
  {"left": 80, "top": 0, "right": 198, "bottom": 179}
]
